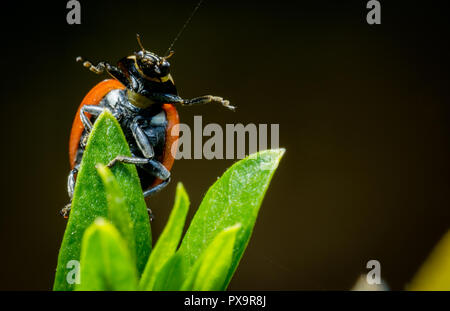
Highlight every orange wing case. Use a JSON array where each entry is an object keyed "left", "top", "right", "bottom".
[{"left": 69, "top": 79, "right": 126, "bottom": 169}]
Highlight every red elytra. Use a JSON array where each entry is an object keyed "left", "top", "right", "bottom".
[{"left": 69, "top": 79, "right": 179, "bottom": 187}]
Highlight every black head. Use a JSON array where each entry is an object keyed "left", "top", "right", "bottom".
[{"left": 134, "top": 34, "right": 174, "bottom": 79}]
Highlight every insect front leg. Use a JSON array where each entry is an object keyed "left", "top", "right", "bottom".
[
  {"left": 146, "top": 93, "right": 235, "bottom": 110},
  {"left": 183, "top": 95, "right": 236, "bottom": 110},
  {"left": 76, "top": 57, "right": 109, "bottom": 74},
  {"left": 76, "top": 57, "right": 129, "bottom": 85}
]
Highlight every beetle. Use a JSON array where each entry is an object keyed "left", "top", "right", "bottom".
[{"left": 61, "top": 34, "right": 234, "bottom": 218}]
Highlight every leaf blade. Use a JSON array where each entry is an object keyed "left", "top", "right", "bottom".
[
  {"left": 76, "top": 218, "right": 138, "bottom": 291},
  {"left": 96, "top": 163, "right": 136, "bottom": 264},
  {"left": 139, "top": 183, "right": 190, "bottom": 290},
  {"left": 151, "top": 252, "right": 187, "bottom": 291},
  {"left": 178, "top": 149, "right": 285, "bottom": 288},
  {"left": 53, "top": 111, "right": 151, "bottom": 291},
  {"left": 182, "top": 224, "right": 241, "bottom": 291},
  {"left": 408, "top": 230, "right": 450, "bottom": 290}
]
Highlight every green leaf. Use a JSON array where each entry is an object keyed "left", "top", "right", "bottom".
[
  {"left": 152, "top": 252, "right": 188, "bottom": 291},
  {"left": 177, "top": 149, "right": 285, "bottom": 288},
  {"left": 181, "top": 224, "right": 241, "bottom": 291},
  {"left": 76, "top": 218, "right": 138, "bottom": 291},
  {"left": 53, "top": 111, "right": 151, "bottom": 291},
  {"left": 139, "top": 183, "right": 190, "bottom": 290},
  {"left": 408, "top": 230, "right": 450, "bottom": 290},
  {"left": 96, "top": 164, "right": 136, "bottom": 263}
]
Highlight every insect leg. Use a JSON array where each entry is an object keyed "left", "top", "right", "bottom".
[
  {"left": 107, "top": 156, "right": 170, "bottom": 180},
  {"left": 145, "top": 93, "right": 234, "bottom": 110},
  {"left": 76, "top": 57, "right": 129, "bottom": 85},
  {"left": 106, "top": 155, "right": 149, "bottom": 168},
  {"left": 107, "top": 156, "right": 170, "bottom": 220},
  {"left": 80, "top": 105, "right": 107, "bottom": 132},
  {"left": 142, "top": 159, "right": 171, "bottom": 181},
  {"left": 183, "top": 95, "right": 235, "bottom": 110},
  {"left": 144, "top": 93, "right": 184, "bottom": 104},
  {"left": 130, "top": 117, "right": 155, "bottom": 159},
  {"left": 76, "top": 57, "right": 110, "bottom": 74},
  {"left": 107, "top": 157, "right": 171, "bottom": 189},
  {"left": 60, "top": 203, "right": 71, "bottom": 219},
  {"left": 67, "top": 168, "right": 78, "bottom": 200},
  {"left": 60, "top": 167, "right": 79, "bottom": 219},
  {"left": 143, "top": 177, "right": 171, "bottom": 197},
  {"left": 142, "top": 175, "right": 172, "bottom": 221}
]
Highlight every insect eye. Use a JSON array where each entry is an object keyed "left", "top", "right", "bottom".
[{"left": 140, "top": 57, "right": 153, "bottom": 67}]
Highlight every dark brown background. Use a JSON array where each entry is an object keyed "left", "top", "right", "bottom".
[{"left": 0, "top": 0, "right": 449, "bottom": 290}]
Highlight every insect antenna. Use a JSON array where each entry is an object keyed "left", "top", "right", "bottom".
[
  {"left": 136, "top": 33, "right": 146, "bottom": 51},
  {"left": 165, "top": 0, "right": 205, "bottom": 56}
]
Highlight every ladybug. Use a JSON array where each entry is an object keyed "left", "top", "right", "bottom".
[{"left": 61, "top": 34, "right": 234, "bottom": 218}]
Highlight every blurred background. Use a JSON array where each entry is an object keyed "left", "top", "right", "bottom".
[{"left": 0, "top": 0, "right": 449, "bottom": 290}]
